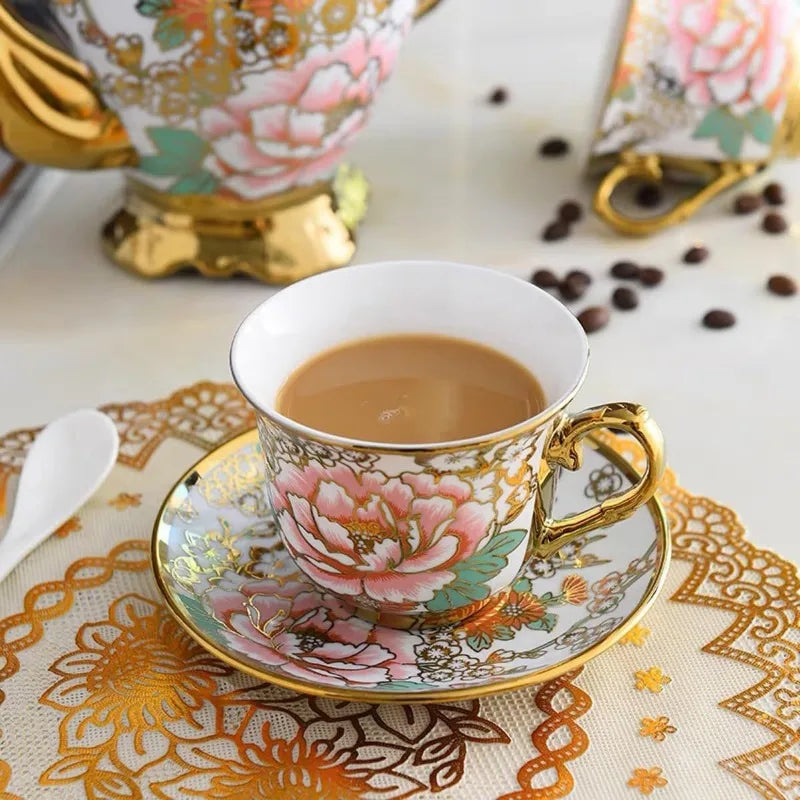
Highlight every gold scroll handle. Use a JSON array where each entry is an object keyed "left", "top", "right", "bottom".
[
  {"left": 593, "top": 150, "right": 759, "bottom": 236},
  {"left": 531, "top": 402, "right": 665, "bottom": 560},
  {"left": 0, "top": 5, "right": 126, "bottom": 169}
]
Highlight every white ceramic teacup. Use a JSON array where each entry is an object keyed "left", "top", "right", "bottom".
[{"left": 231, "top": 261, "right": 664, "bottom": 626}]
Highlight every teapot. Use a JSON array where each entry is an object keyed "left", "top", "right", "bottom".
[{"left": 0, "top": 0, "right": 440, "bottom": 282}]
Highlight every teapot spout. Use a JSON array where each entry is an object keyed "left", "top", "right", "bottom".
[{"left": 0, "top": 5, "right": 136, "bottom": 170}]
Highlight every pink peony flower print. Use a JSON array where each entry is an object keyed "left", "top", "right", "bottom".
[
  {"left": 269, "top": 463, "right": 496, "bottom": 612},
  {"left": 207, "top": 577, "right": 419, "bottom": 687},
  {"left": 198, "top": 21, "right": 409, "bottom": 199},
  {"left": 669, "top": 0, "right": 793, "bottom": 113}
]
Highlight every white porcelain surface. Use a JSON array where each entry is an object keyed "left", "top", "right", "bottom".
[{"left": 0, "top": 0, "right": 798, "bottom": 565}]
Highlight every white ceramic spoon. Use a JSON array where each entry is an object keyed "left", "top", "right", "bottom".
[{"left": 0, "top": 409, "right": 119, "bottom": 584}]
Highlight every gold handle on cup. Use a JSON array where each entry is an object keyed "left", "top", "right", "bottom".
[
  {"left": 531, "top": 402, "right": 665, "bottom": 559},
  {"left": 593, "top": 149, "right": 758, "bottom": 236},
  {"left": 0, "top": 5, "right": 135, "bottom": 169}
]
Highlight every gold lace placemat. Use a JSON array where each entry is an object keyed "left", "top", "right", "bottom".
[{"left": 0, "top": 382, "right": 797, "bottom": 799}]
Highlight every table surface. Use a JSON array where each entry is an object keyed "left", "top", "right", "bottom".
[{"left": 1, "top": 0, "right": 798, "bottom": 565}]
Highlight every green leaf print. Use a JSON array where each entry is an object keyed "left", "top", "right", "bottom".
[
  {"left": 744, "top": 107, "right": 776, "bottom": 145},
  {"left": 136, "top": 0, "right": 189, "bottom": 51},
  {"left": 466, "top": 631, "right": 493, "bottom": 651},
  {"left": 139, "top": 127, "right": 219, "bottom": 196},
  {"left": 425, "top": 529, "right": 527, "bottom": 613},
  {"left": 692, "top": 106, "right": 777, "bottom": 157},
  {"left": 525, "top": 612, "right": 557, "bottom": 633},
  {"left": 178, "top": 594, "right": 224, "bottom": 640}
]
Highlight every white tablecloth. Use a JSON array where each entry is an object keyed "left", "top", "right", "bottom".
[{"left": 1, "top": 0, "right": 799, "bottom": 565}]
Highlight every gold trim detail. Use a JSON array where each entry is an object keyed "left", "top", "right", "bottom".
[
  {"left": 498, "top": 667, "right": 591, "bottom": 800},
  {"left": 0, "top": 5, "right": 134, "bottom": 170},
  {"left": 533, "top": 402, "right": 664, "bottom": 557},
  {"left": 150, "top": 427, "right": 672, "bottom": 704},
  {"left": 102, "top": 166, "right": 367, "bottom": 283}
]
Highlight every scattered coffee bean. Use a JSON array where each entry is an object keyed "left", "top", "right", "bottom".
[
  {"left": 560, "top": 275, "right": 588, "bottom": 301},
  {"left": 733, "top": 193, "right": 761, "bottom": 214},
  {"left": 767, "top": 274, "right": 797, "bottom": 296},
  {"left": 542, "top": 220, "right": 570, "bottom": 241},
  {"left": 763, "top": 182, "right": 785, "bottom": 206},
  {"left": 612, "top": 286, "right": 639, "bottom": 310},
  {"left": 487, "top": 86, "right": 508, "bottom": 105},
  {"left": 639, "top": 266, "right": 664, "bottom": 286},
  {"left": 565, "top": 268, "right": 592, "bottom": 286},
  {"left": 577, "top": 306, "right": 610, "bottom": 333},
  {"left": 558, "top": 200, "right": 583, "bottom": 223},
  {"left": 635, "top": 183, "right": 663, "bottom": 208},
  {"left": 683, "top": 245, "right": 709, "bottom": 264},
  {"left": 762, "top": 212, "right": 788, "bottom": 234},
  {"left": 610, "top": 260, "right": 640, "bottom": 280},
  {"left": 702, "top": 309, "right": 736, "bottom": 329},
  {"left": 531, "top": 268, "right": 559, "bottom": 289},
  {"left": 539, "top": 137, "right": 570, "bottom": 157}
]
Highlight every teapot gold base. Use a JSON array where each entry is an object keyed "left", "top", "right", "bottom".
[{"left": 101, "top": 164, "right": 368, "bottom": 284}]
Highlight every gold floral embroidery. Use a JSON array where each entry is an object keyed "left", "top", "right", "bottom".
[
  {"left": 108, "top": 492, "right": 142, "bottom": 510},
  {"left": 54, "top": 516, "right": 82, "bottom": 538},
  {"left": 0, "top": 470, "right": 8, "bottom": 517},
  {"left": 639, "top": 716, "right": 676, "bottom": 741},
  {"left": 635, "top": 667, "right": 671, "bottom": 693},
  {"left": 627, "top": 767, "right": 667, "bottom": 794},
  {"left": 774, "top": 686, "right": 799, "bottom": 720},
  {"left": 619, "top": 623, "right": 650, "bottom": 646},
  {"left": 40, "top": 594, "right": 233, "bottom": 795}
]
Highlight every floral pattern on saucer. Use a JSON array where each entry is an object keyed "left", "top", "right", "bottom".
[{"left": 154, "top": 433, "right": 668, "bottom": 700}]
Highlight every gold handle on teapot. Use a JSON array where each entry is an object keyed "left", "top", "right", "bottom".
[
  {"left": 0, "top": 5, "right": 135, "bottom": 169},
  {"left": 593, "top": 150, "right": 759, "bottom": 236}
]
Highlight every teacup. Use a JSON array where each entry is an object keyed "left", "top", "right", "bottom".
[{"left": 230, "top": 261, "right": 665, "bottom": 627}]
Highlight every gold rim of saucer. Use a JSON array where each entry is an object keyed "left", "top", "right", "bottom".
[{"left": 151, "top": 429, "right": 671, "bottom": 704}]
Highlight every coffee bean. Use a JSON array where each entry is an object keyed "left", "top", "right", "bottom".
[
  {"left": 702, "top": 309, "right": 736, "bottom": 329},
  {"left": 683, "top": 245, "right": 708, "bottom": 264},
  {"left": 487, "top": 86, "right": 508, "bottom": 105},
  {"left": 531, "top": 268, "right": 559, "bottom": 289},
  {"left": 560, "top": 275, "right": 587, "bottom": 301},
  {"left": 565, "top": 269, "right": 591, "bottom": 286},
  {"left": 610, "top": 260, "right": 640, "bottom": 280},
  {"left": 539, "top": 137, "right": 570, "bottom": 157},
  {"left": 763, "top": 182, "right": 785, "bottom": 206},
  {"left": 635, "top": 183, "right": 663, "bottom": 208},
  {"left": 639, "top": 266, "right": 664, "bottom": 286},
  {"left": 733, "top": 193, "right": 761, "bottom": 214},
  {"left": 577, "top": 306, "right": 610, "bottom": 333},
  {"left": 767, "top": 274, "right": 797, "bottom": 296},
  {"left": 762, "top": 212, "right": 788, "bottom": 234},
  {"left": 612, "top": 286, "right": 638, "bottom": 310},
  {"left": 558, "top": 200, "right": 583, "bottom": 223},
  {"left": 542, "top": 220, "right": 570, "bottom": 241}
]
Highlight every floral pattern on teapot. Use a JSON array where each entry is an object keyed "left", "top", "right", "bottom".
[{"left": 51, "top": 0, "right": 414, "bottom": 199}]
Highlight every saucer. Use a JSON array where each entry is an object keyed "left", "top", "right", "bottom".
[{"left": 152, "top": 430, "right": 670, "bottom": 703}]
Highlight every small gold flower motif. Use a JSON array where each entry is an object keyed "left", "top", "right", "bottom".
[
  {"left": 639, "top": 716, "right": 676, "bottom": 741},
  {"left": 620, "top": 623, "right": 650, "bottom": 646},
  {"left": 635, "top": 667, "right": 671, "bottom": 693},
  {"left": 54, "top": 516, "right": 82, "bottom": 538},
  {"left": 108, "top": 492, "right": 142, "bottom": 510},
  {"left": 627, "top": 767, "right": 667, "bottom": 794}
]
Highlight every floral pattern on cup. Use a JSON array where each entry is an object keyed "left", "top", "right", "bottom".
[
  {"left": 258, "top": 415, "right": 542, "bottom": 618},
  {"left": 155, "top": 435, "right": 666, "bottom": 695},
  {"left": 593, "top": 0, "right": 799, "bottom": 161}
]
